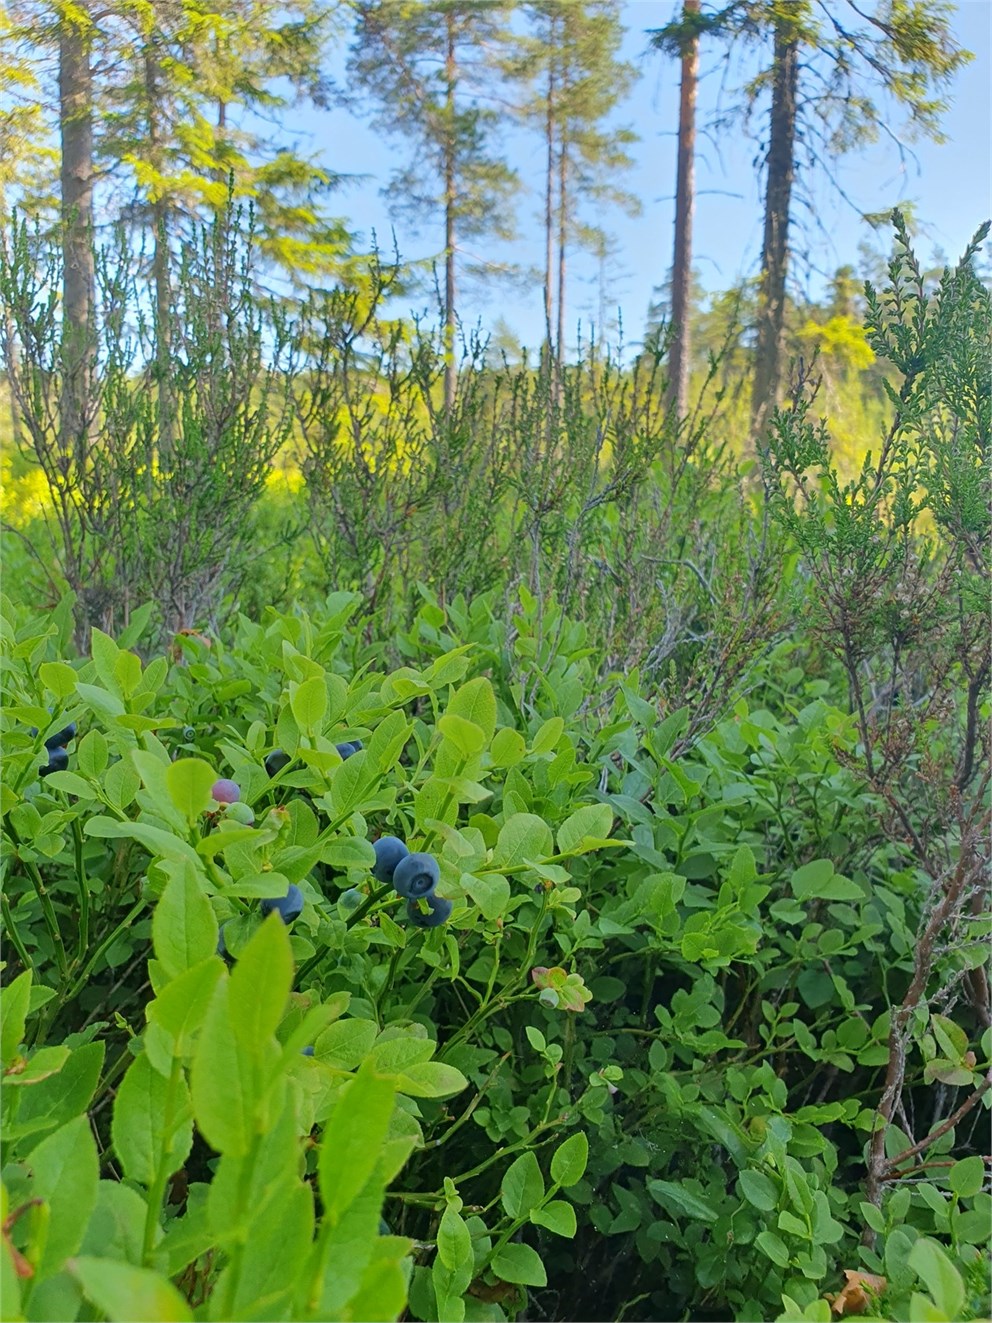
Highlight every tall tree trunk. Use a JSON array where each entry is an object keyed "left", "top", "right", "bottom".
[
  {"left": 556, "top": 132, "right": 567, "bottom": 368},
  {"left": 543, "top": 39, "right": 556, "bottom": 370},
  {"left": 443, "top": 10, "right": 457, "bottom": 416},
  {"left": 145, "top": 40, "right": 175, "bottom": 465},
  {"left": 750, "top": 4, "right": 800, "bottom": 445},
  {"left": 666, "top": 0, "right": 700, "bottom": 419},
  {"left": 212, "top": 30, "right": 231, "bottom": 315},
  {"left": 59, "top": 2, "right": 95, "bottom": 471}
]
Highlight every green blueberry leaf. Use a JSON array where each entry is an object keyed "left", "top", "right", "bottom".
[
  {"left": 71, "top": 1257, "right": 192, "bottom": 1322},
  {"left": 491, "top": 1242, "right": 546, "bottom": 1288},
  {"left": 165, "top": 758, "right": 217, "bottom": 825},
  {"left": 501, "top": 1151, "right": 545, "bottom": 1219},
  {"left": 556, "top": 803, "right": 613, "bottom": 854},
  {"left": 550, "top": 1132, "right": 588, "bottom": 1187},
  {"left": 290, "top": 675, "right": 328, "bottom": 734},
  {"left": 530, "top": 1199, "right": 577, "bottom": 1238},
  {"left": 152, "top": 861, "right": 217, "bottom": 981},
  {"left": 648, "top": 1179, "right": 719, "bottom": 1224}
]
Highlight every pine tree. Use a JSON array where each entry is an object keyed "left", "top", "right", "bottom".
[
  {"left": 512, "top": 1, "right": 639, "bottom": 369},
  {"left": 104, "top": 1, "right": 350, "bottom": 284},
  {"left": 5, "top": 0, "right": 353, "bottom": 464},
  {"left": 57, "top": 0, "right": 96, "bottom": 466},
  {"left": 4, "top": 1, "right": 351, "bottom": 286},
  {"left": 750, "top": 0, "right": 801, "bottom": 445},
  {"left": 347, "top": 0, "right": 519, "bottom": 412},
  {"left": 650, "top": 0, "right": 706, "bottom": 417},
  {"left": 740, "top": 0, "right": 972, "bottom": 443},
  {"left": 0, "top": 7, "right": 57, "bottom": 217}
]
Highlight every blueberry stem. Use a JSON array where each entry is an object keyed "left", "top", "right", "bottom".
[
  {"left": 447, "top": 1118, "right": 560, "bottom": 1191},
  {"left": 295, "top": 883, "right": 395, "bottom": 984},
  {"left": 440, "top": 991, "right": 534, "bottom": 1062},
  {"left": 91, "top": 1045, "right": 135, "bottom": 1113},
  {"left": 346, "top": 882, "right": 393, "bottom": 929},
  {"left": 399, "top": 963, "right": 443, "bottom": 1021},
  {"left": 483, "top": 931, "right": 504, "bottom": 1006},
  {"left": 63, "top": 898, "right": 148, "bottom": 1003},
  {"left": 375, "top": 948, "right": 403, "bottom": 1020},
  {"left": 70, "top": 816, "right": 90, "bottom": 966},
  {"left": 142, "top": 1054, "right": 183, "bottom": 1265},
  {"left": 0, "top": 891, "right": 33, "bottom": 973},
  {"left": 439, "top": 897, "right": 547, "bottom": 1059},
  {"left": 3, "top": 820, "right": 69, "bottom": 981},
  {"left": 428, "top": 1051, "right": 511, "bottom": 1150}
]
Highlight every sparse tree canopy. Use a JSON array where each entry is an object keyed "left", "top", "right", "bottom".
[
  {"left": 347, "top": 0, "right": 519, "bottom": 409},
  {"left": 3, "top": 0, "right": 354, "bottom": 285},
  {"left": 509, "top": 0, "right": 640, "bottom": 363}
]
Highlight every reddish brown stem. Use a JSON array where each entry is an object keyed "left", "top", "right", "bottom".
[{"left": 882, "top": 1073, "right": 992, "bottom": 1175}]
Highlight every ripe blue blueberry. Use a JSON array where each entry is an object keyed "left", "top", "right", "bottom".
[
  {"left": 407, "top": 894, "right": 453, "bottom": 928},
  {"left": 336, "top": 742, "right": 357, "bottom": 760},
  {"left": 44, "top": 722, "right": 77, "bottom": 750},
  {"left": 392, "top": 852, "right": 440, "bottom": 900},
  {"left": 260, "top": 883, "right": 304, "bottom": 924},
  {"left": 301, "top": 1045, "right": 315, "bottom": 1057},
  {"left": 40, "top": 747, "right": 69, "bottom": 778},
  {"left": 211, "top": 778, "right": 240, "bottom": 804},
  {"left": 265, "top": 749, "right": 292, "bottom": 777},
  {"left": 372, "top": 835, "right": 409, "bottom": 884}
]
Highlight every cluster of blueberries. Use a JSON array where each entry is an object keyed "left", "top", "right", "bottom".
[
  {"left": 32, "top": 721, "right": 77, "bottom": 778},
  {"left": 264, "top": 741, "right": 362, "bottom": 779},
  {"left": 216, "top": 739, "right": 452, "bottom": 960},
  {"left": 368, "top": 836, "right": 451, "bottom": 929}
]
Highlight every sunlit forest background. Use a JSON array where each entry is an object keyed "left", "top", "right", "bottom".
[{"left": 1, "top": 0, "right": 987, "bottom": 632}]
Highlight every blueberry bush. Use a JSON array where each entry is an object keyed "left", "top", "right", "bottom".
[
  {"left": 0, "top": 599, "right": 623, "bottom": 1322},
  {"left": 2, "top": 590, "right": 988, "bottom": 1322},
  {"left": 1, "top": 222, "right": 989, "bottom": 1323}
]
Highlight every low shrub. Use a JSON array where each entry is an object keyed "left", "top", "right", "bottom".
[{"left": 1, "top": 584, "right": 988, "bottom": 1322}]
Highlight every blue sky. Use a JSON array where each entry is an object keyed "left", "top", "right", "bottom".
[{"left": 300, "top": 0, "right": 991, "bottom": 351}]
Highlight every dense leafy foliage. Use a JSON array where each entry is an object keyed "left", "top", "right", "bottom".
[
  {"left": 1, "top": 221, "right": 989, "bottom": 1323},
  {"left": 1, "top": 589, "right": 988, "bottom": 1322}
]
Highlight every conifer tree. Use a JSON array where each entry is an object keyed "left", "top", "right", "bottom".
[
  {"left": 4, "top": 0, "right": 352, "bottom": 462},
  {"left": 57, "top": 0, "right": 96, "bottom": 465},
  {"left": 3, "top": 1, "right": 351, "bottom": 286},
  {"left": 651, "top": 0, "right": 703, "bottom": 418},
  {"left": 511, "top": 1, "right": 639, "bottom": 368},
  {"left": 741, "top": 0, "right": 972, "bottom": 443},
  {"left": 347, "top": 0, "right": 518, "bottom": 412},
  {"left": 0, "top": 7, "right": 56, "bottom": 217}
]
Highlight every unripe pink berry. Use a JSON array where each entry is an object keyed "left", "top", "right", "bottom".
[{"left": 211, "top": 777, "right": 240, "bottom": 804}]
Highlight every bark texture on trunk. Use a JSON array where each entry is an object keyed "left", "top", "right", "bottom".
[
  {"left": 543, "top": 45, "right": 555, "bottom": 364},
  {"left": 145, "top": 41, "right": 175, "bottom": 463},
  {"left": 59, "top": 4, "right": 95, "bottom": 467},
  {"left": 556, "top": 131, "right": 566, "bottom": 367},
  {"left": 443, "top": 11, "right": 457, "bottom": 416},
  {"left": 666, "top": 0, "right": 700, "bottom": 419},
  {"left": 750, "top": 4, "right": 800, "bottom": 446}
]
